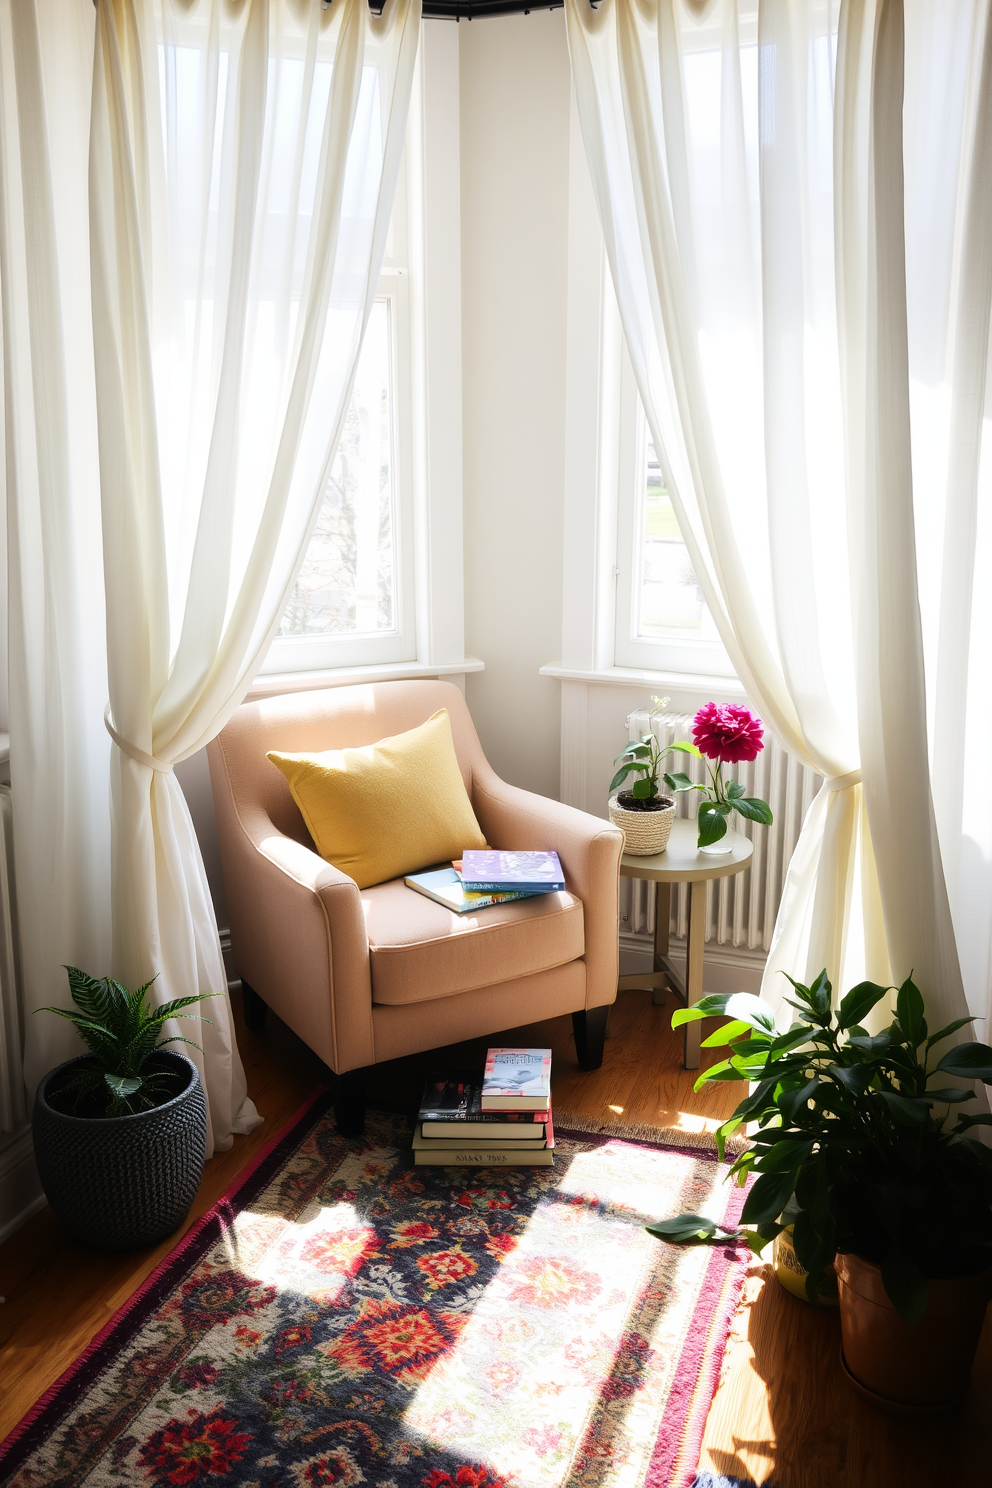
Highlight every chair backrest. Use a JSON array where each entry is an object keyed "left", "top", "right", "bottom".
[{"left": 211, "top": 679, "right": 488, "bottom": 847}]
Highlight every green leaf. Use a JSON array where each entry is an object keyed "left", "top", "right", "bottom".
[
  {"left": 610, "top": 765, "right": 637, "bottom": 792},
  {"left": 753, "top": 1139, "right": 814, "bottom": 1174},
  {"left": 934, "top": 1043, "right": 992, "bottom": 1081},
  {"left": 809, "top": 969, "right": 832, "bottom": 1017},
  {"left": 693, "top": 1059, "right": 748, "bottom": 1089},
  {"left": 631, "top": 778, "right": 654, "bottom": 799},
  {"left": 777, "top": 1079, "right": 822, "bottom": 1124},
  {"left": 740, "top": 1170, "right": 797, "bottom": 1226},
  {"left": 645, "top": 1213, "right": 739, "bottom": 1245},
  {"left": 876, "top": 1090, "right": 931, "bottom": 1127},
  {"left": 766, "top": 1024, "right": 814, "bottom": 1059},
  {"left": 926, "top": 1016, "right": 978, "bottom": 1051},
  {"left": 923, "top": 1086, "right": 975, "bottom": 1103},
  {"left": 103, "top": 1072, "right": 143, "bottom": 1098},
  {"left": 955, "top": 1113, "right": 992, "bottom": 1131},
  {"left": 667, "top": 740, "right": 702, "bottom": 757},
  {"left": 672, "top": 992, "right": 776, "bottom": 1036},
  {"left": 837, "top": 980, "right": 891, "bottom": 1031},
  {"left": 896, "top": 975, "right": 926, "bottom": 1046},
  {"left": 700, "top": 1019, "right": 754, "bottom": 1049},
  {"left": 696, "top": 808, "right": 728, "bottom": 848},
  {"left": 881, "top": 1250, "right": 929, "bottom": 1327},
  {"left": 732, "top": 797, "right": 774, "bottom": 825},
  {"left": 726, "top": 780, "right": 746, "bottom": 800},
  {"left": 828, "top": 1063, "right": 870, "bottom": 1095},
  {"left": 662, "top": 771, "right": 697, "bottom": 792}
]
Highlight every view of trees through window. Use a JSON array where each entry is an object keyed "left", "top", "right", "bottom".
[
  {"left": 634, "top": 429, "right": 719, "bottom": 644},
  {"left": 279, "top": 300, "right": 396, "bottom": 639}
]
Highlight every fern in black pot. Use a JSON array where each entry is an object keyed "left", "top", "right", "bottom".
[{"left": 32, "top": 967, "right": 216, "bottom": 1251}]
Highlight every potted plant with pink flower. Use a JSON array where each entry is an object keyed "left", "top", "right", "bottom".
[
  {"left": 611, "top": 699, "right": 773, "bottom": 855},
  {"left": 666, "top": 701, "right": 773, "bottom": 850}
]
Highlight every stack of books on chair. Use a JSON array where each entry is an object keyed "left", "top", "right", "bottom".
[
  {"left": 404, "top": 851, "right": 565, "bottom": 914},
  {"left": 411, "top": 1048, "right": 554, "bottom": 1166}
]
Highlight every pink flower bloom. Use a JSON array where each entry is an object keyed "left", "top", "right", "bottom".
[{"left": 692, "top": 703, "right": 764, "bottom": 763}]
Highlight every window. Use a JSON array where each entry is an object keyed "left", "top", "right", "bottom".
[
  {"left": 613, "top": 355, "right": 733, "bottom": 677},
  {"left": 261, "top": 139, "right": 416, "bottom": 676}
]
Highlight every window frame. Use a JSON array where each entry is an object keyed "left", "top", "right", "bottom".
[
  {"left": 259, "top": 272, "right": 418, "bottom": 675},
  {"left": 612, "top": 348, "right": 735, "bottom": 678}
]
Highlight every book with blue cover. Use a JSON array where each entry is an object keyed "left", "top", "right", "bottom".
[
  {"left": 459, "top": 850, "right": 565, "bottom": 893},
  {"left": 403, "top": 867, "right": 545, "bottom": 914}
]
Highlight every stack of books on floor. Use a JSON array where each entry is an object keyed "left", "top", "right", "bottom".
[
  {"left": 411, "top": 1047, "right": 554, "bottom": 1166},
  {"left": 404, "top": 850, "right": 565, "bottom": 914}
]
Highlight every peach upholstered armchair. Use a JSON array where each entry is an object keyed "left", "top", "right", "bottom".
[{"left": 207, "top": 679, "right": 622, "bottom": 1133}]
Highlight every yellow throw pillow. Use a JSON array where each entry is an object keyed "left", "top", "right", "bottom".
[{"left": 267, "top": 708, "right": 487, "bottom": 889}]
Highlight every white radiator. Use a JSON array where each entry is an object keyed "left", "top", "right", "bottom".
[
  {"left": 620, "top": 711, "right": 821, "bottom": 952},
  {"left": 0, "top": 785, "right": 25, "bottom": 1133}
]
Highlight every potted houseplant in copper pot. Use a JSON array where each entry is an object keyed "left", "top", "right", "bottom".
[
  {"left": 646, "top": 971, "right": 992, "bottom": 1413},
  {"left": 32, "top": 967, "right": 214, "bottom": 1251}
]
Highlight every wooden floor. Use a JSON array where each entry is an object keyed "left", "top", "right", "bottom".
[{"left": 2, "top": 985, "right": 990, "bottom": 1486}]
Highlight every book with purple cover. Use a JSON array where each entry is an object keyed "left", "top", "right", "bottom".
[{"left": 459, "top": 850, "right": 564, "bottom": 893}]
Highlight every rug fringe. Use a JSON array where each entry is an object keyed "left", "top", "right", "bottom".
[{"left": 554, "top": 1109, "right": 748, "bottom": 1158}]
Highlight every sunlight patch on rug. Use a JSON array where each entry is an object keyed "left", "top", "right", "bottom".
[{"left": 0, "top": 1099, "right": 749, "bottom": 1488}]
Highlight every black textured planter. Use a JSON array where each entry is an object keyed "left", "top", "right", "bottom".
[{"left": 32, "top": 1051, "right": 208, "bottom": 1252}]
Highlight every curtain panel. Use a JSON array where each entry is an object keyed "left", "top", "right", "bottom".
[
  {"left": 566, "top": 0, "right": 992, "bottom": 1037},
  {"left": 1, "top": 0, "right": 420, "bottom": 1147}
]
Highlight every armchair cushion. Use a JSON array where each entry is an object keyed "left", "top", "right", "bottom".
[
  {"left": 267, "top": 708, "right": 487, "bottom": 889},
  {"left": 363, "top": 879, "right": 584, "bottom": 1005}
]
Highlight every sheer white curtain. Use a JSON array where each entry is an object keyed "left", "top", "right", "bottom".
[
  {"left": 2, "top": 0, "right": 419, "bottom": 1150},
  {"left": 567, "top": 0, "right": 992, "bottom": 1034}
]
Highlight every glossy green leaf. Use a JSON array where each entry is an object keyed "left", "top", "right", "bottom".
[
  {"left": 667, "top": 740, "right": 702, "bottom": 757},
  {"left": 696, "top": 808, "right": 728, "bottom": 847},
  {"left": 934, "top": 1043, "right": 992, "bottom": 1081},
  {"left": 700, "top": 1019, "right": 755, "bottom": 1049},
  {"left": 896, "top": 976, "right": 926, "bottom": 1046},
  {"left": 610, "top": 765, "right": 636, "bottom": 792},
  {"left": 740, "top": 1170, "right": 796, "bottom": 1226},
  {"left": 726, "top": 780, "right": 746, "bottom": 799},
  {"left": 663, "top": 771, "right": 697, "bottom": 792},
  {"left": 631, "top": 778, "right": 654, "bottom": 798},
  {"left": 753, "top": 1139, "right": 814, "bottom": 1174},
  {"left": 733, "top": 796, "right": 774, "bottom": 825},
  {"left": 645, "top": 1213, "right": 739, "bottom": 1246},
  {"left": 837, "top": 980, "right": 891, "bottom": 1031}
]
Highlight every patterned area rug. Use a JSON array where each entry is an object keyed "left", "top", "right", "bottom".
[{"left": 0, "top": 1096, "right": 749, "bottom": 1488}]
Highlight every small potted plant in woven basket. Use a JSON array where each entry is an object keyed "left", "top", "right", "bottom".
[
  {"left": 647, "top": 970, "right": 992, "bottom": 1413},
  {"left": 609, "top": 697, "right": 677, "bottom": 855},
  {"left": 32, "top": 967, "right": 215, "bottom": 1251}
]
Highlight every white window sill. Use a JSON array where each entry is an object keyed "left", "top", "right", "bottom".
[
  {"left": 246, "top": 658, "right": 484, "bottom": 702},
  {"left": 539, "top": 664, "right": 746, "bottom": 699}
]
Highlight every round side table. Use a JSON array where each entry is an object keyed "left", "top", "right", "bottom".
[{"left": 619, "top": 818, "right": 753, "bottom": 1070}]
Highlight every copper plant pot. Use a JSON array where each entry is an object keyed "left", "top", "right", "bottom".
[{"left": 835, "top": 1251, "right": 992, "bottom": 1413}]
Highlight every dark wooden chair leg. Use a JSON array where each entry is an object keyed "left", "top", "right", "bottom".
[
  {"left": 573, "top": 1004, "right": 610, "bottom": 1071},
  {"left": 334, "top": 1068, "right": 368, "bottom": 1137},
  {"left": 240, "top": 979, "right": 268, "bottom": 1033}
]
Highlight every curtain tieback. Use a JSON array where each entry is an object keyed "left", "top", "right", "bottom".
[
  {"left": 104, "top": 704, "right": 173, "bottom": 773},
  {"left": 824, "top": 768, "right": 862, "bottom": 792}
]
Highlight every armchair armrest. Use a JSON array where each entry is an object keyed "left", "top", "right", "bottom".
[
  {"left": 470, "top": 762, "right": 622, "bottom": 1009},
  {"left": 206, "top": 739, "right": 374, "bottom": 1072}
]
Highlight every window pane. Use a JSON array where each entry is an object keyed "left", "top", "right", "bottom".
[
  {"left": 634, "top": 429, "right": 720, "bottom": 644},
  {"left": 279, "top": 300, "right": 396, "bottom": 638}
]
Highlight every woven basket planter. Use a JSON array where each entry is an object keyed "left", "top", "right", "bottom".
[
  {"left": 608, "top": 793, "right": 676, "bottom": 855},
  {"left": 32, "top": 1051, "right": 208, "bottom": 1252}
]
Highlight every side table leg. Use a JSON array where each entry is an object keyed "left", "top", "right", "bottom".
[
  {"left": 652, "top": 882, "right": 671, "bottom": 1006},
  {"left": 683, "top": 879, "right": 706, "bottom": 1070}
]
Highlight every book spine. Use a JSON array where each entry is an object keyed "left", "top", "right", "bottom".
[
  {"left": 413, "top": 1148, "right": 554, "bottom": 1167},
  {"left": 461, "top": 874, "right": 562, "bottom": 886}
]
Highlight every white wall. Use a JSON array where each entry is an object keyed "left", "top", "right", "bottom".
[{"left": 459, "top": 13, "right": 572, "bottom": 801}]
